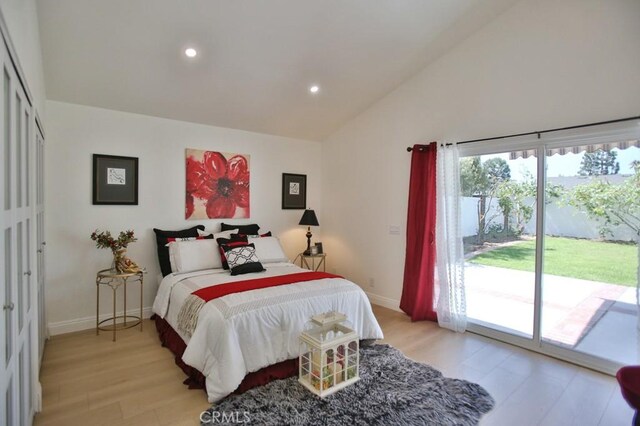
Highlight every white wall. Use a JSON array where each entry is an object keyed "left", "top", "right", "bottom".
[
  {"left": 0, "top": 0, "right": 46, "bottom": 116},
  {"left": 45, "top": 101, "right": 322, "bottom": 334},
  {"left": 462, "top": 196, "right": 637, "bottom": 242},
  {"left": 527, "top": 200, "right": 637, "bottom": 242},
  {"left": 321, "top": 0, "right": 640, "bottom": 311}
]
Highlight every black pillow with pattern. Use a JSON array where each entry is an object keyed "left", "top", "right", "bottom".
[
  {"left": 216, "top": 235, "right": 249, "bottom": 269},
  {"left": 222, "top": 243, "right": 266, "bottom": 276}
]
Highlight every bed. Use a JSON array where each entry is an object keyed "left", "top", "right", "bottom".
[{"left": 150, "top": 226, "right": 383, "bottom": 403}]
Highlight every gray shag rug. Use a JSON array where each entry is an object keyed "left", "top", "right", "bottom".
[{"left": 201, "top": 344, "right": 494, "bottom": 425}]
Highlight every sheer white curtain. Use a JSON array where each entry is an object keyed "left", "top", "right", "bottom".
[{"left": 436, "top": 143, "right": 467, "bottom": 332}]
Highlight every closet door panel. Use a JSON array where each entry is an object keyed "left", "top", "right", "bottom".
[{"left": 1, "top": 34, "right": 38, "bottom": 425}]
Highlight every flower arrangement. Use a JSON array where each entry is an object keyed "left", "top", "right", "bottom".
[
  {"left": 90, "top": 229, "right": 137, "bottom": 253},
  {"left": 90, "top": 229, "right": 141, "bottom": 273}
]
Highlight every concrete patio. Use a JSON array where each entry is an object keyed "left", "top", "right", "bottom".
[{"left": 465, "top": 263, "right": 639, "bottom": 366}]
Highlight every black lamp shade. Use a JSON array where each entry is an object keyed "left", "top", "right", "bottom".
[{"left": 299, "top": 209, "right": 319, "bottom": 226}]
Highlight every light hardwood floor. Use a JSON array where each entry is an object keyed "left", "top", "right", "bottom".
[{"left": 35, "top": 306, "right": 633, "bottom": 426}]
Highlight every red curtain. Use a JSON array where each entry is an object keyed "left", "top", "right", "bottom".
[{"left": 400, "top": 142, "right": 438, "bottom": 322}]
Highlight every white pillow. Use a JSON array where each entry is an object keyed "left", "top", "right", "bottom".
[
  {"left": 251, "top": 237, "right": 289, "bottom": 264},
  {"left": 168, "top": 239, "right": 222, "bottom": 273}
]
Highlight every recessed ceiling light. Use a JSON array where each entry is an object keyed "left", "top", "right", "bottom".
[
  {"left": 185, "top": 48, "right": 197, "bottom": 58},
  {"left": 309, "top": 85, "right": 320, "bottom": 94}
]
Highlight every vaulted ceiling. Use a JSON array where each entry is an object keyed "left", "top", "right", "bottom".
[{"left": 37, "top": 0, "right": 517, "bottom": 141}]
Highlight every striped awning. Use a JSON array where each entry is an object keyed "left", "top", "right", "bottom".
[{"left": 509, "top": 140, "right": 640, "bottom": 159}]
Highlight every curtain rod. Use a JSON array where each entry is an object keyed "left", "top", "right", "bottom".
[{"left": 406, "top": 115, "right": 640, "bottom": 152}]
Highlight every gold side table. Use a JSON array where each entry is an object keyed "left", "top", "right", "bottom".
[
  {"left": 296, "top": 253, "right": 327, "bottom": 272},
  {"left": 96, "top": 268, "right": 144, "bottom": 342}
]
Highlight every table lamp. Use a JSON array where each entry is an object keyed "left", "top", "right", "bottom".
[{"left": 299, "top": 209, "right": 319, "bottom": 255}]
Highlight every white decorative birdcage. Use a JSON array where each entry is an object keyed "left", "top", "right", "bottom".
[{"left": 299, "top": 312, "right": 359, "bottom": 397}]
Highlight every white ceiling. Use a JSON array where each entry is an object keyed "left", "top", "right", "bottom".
[{"left": 37, "top": 0, "right": 517, "bottom": 141}]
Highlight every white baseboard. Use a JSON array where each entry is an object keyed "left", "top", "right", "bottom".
[
  {"left": 365, "top": 292, "right": 402, "bottom": 312},
  {"left": 48, "top": 295, "right": 401, "bottom": 335},
  {"left": 47, "top": 306, "right": 154, "bottom": 336}
]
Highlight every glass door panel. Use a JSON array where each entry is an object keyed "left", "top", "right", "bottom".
[
  {"left": 462, "top": 151, "right": 538, "bottom": 338},
  {"left": 542, "top": 144, "right": 640, "bottom": 365}
]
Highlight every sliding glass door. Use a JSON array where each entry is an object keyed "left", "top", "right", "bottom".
[
  {"left": 462, "top": 150, "right": 538, "bottom": 339},
  {"left": 541, "top": 143, "right": 640, "bottom": 367},
  {"left": 462, "top": 121, "right": 640, "bottom": 373}
]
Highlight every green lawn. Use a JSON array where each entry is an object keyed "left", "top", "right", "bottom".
[{"left": 468, "top": 236, "right": 638, "bottom": 286}]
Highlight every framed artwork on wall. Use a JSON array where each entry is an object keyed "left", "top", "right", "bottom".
[
  {"left": 185, "top": 149, "right": 251, "bottom": 219},
  {"left": 92, "top": 154, "right": 139, "bottom": 205},
  {"left": 282, "top": 173, "right": 307, "bottom": 209}
]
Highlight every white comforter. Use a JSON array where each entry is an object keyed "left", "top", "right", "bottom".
[{"left": 152, "top": 262, "right": 383, "bottom": 402}]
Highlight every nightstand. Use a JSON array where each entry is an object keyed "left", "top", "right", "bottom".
[
  {"left": 96, "top": 268, "right": 144, "bottom": 341},
  {"left": 296, "top": 253, "right": 326, "bottom": 272}
]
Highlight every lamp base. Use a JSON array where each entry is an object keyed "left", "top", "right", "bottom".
[{"left": 304, "top": 228, "right": 312, "bottom": 256}]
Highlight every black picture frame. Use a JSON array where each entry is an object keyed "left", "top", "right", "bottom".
[
  {"left": 92, "top": 154, "right": 139, "bottom": 205},
  {"left": 314, "top": 242, "right": 323, "bottom": 254},
  {"left": 282, "top": 173, "right": 306, "bottom": 209}
]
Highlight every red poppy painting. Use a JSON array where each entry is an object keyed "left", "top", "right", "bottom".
[{"left": 185, "top": 149, "right": 250, "bottom": 219}]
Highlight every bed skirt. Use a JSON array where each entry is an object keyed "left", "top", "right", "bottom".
[{"left": 152, "top": 314, "right": 298, "bottom": 394}]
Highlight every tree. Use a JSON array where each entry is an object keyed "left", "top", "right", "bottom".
[
  {"left": 484, "top": 157, "right": 511, "bottom": 185},
  {"left": 569, "top": 166, "right": 640, "bottom": 238},
  {"left": 495, "top": 179, "right": 535, "bottom": 235},
  {"left": 578, "top": 149, "right": 620, "bottom": 176},
  {"left": 568, "top": 165, "right": 640, "bottom": 326},
  {"left": 495, "top": 173, "right": 564, "bottom": 235},
  {"left": 460, "top": 157, "right": 511, "bottom": 242},
  {"left": 461, "top": 157, "right": 511, "bottom": 196},
  {"left": 460, "top": 157, "right": 488, "bottom": 196}
]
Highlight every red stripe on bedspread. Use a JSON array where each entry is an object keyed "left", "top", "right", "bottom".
[{"left": 193, "top": 271, "right": 342, "bottom": 302}]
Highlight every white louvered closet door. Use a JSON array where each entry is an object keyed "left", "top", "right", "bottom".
[{"left": 1, "top": 32, "right": 41, "bottom": 426}]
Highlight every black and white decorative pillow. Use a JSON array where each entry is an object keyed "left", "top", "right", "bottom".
[
  {"left": 223, "top": 243, "right": 266, "bottom": 275},
  {"left": 216, "top": 236, "right": 249, "bottom": 270}
]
